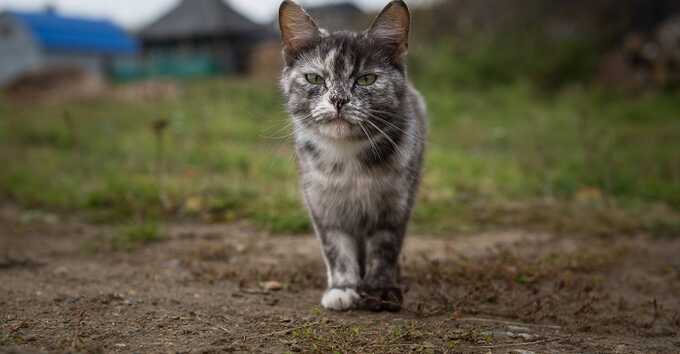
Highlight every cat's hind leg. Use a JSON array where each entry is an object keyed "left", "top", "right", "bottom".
[{"left": 360, "top": 229, "right": 404, "bottom": 312}]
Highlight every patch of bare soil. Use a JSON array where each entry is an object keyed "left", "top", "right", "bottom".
[
  {"left": 1, "top": 206, "right": 679, "bottom": 354},
  {"left": 3, "top": 66, "right": 105, "bottom": 104}
]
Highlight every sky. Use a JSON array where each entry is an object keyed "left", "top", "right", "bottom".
[{"left": 0, "top": 0, "right": 392, "bottom": 29}]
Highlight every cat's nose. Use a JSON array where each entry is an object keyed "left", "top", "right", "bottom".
[{"left": 330, "top": 95, "right": 350, "bottom": 111}]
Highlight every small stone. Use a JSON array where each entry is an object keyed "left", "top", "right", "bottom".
[
  {"left": 507, "top": 325, "right": 531, "bottom": 332},
  {"left": 516, "top": 333, "right": 536, "bottom": 340},
  {"left": 114, "top": 343, "right": 127, "bottom": 348},
  {"left": 495, "top": 330, "right": 514, "bottom": 337},
  {"left": 506, "top": 331, "right": 537, "bottom": 340},
  {"left": 53, "top": 266, "right": 69, "bottom": 276},
  {"left": 614, "top": 345, "right": 627, "bottom": 353},
  {"left": 510, "top": 350, "right": 536, "bottom": 354},
  {"left": 260, "top": 281, "right": 283, "bottom": 291}
]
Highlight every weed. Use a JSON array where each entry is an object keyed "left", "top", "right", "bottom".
[{"left": 110, "top": 222, "right": 163, "bottom": 251}]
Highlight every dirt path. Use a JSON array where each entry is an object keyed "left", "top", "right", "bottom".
[{"left": 1, "top": 206, "right": 679, "bottom": 353}]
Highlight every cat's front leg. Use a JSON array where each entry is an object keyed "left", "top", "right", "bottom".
[
  {"left": 318, "top": 230, "right": 361, "bottom": 311},
  {"left": 360, "top": 229, "right": 405, "bottom": 312}
]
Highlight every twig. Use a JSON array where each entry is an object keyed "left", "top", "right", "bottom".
[
  {"left": 151, "top": 118, "right": 169, "bottom": 210},
  {"left": 0, "top": 256, "right": 44, "bottom": 269},
  {"left": 457, "top": 317, "right": 562, "bottom": 330},
  {"left": 214, "top": 325, "right": 230, "bottom": 333},
  {"left": 364, "top": 343, "right": 436, "bottom": 349},
  {"left": 238, "top": 288, "right": 270, "bottom": 295},
  {"left": 472, "top": 337, "right": 561, "bottom": 349},
  {"left": 243, "top": 321, "right": 320, "bottom": 340}
]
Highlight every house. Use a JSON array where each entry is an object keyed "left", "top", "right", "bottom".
[
  {"left": 269, "top": 2, "right": 365, "bottom": 33},
  {"left": 138, "top": 0, "right": 274, "bottom": 77},
  {"left": 0, "top": 9, "right": 138, "bottom": 87},
  {"left": 305, "top": 2, "right": 366, "bottom": 32}
]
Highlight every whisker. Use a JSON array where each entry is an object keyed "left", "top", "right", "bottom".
[
  {"left": 355, "top": 109, "right": 421, "bottom": 142},
  {"left": 364, "top": 119, "right": 407, "bottom": 159},
  {"left": 369, "top": 115, "right": 421, "bottom": 141},
  {"left": 358, "top": 121, "right": 381, "bottom": 162},
  {"left": 261, "top": 114, "right": 313, "bottom": 140},
  {"left": 262, "top": 122, "right": 296, "bottom": 140}
]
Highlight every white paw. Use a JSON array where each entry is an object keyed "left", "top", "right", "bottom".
[{"left": 321, "top": 288, "right": 359, "bottom": 311}]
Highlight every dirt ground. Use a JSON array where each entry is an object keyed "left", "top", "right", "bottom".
[{"left": 1, "top": 205, "right": 679, "bottom": 354}]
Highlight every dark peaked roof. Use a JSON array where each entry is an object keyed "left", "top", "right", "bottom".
[
  {"left": 304, "top": 2, "right": 365, "bottom": 32},
  {"left": 306, "top": 2, "right": 363, "bottom": 19},
  {"left": 140, "top": 0, "right": 264, "bottom": 40}
]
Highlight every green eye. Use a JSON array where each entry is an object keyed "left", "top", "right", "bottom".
[
  {"left": 305, "top": 73, "right": 325, "bottom": 85},
  {"left": 356, "top": 74, "right": 378, "bottom": 86}
]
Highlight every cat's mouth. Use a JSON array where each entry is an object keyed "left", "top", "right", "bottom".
[{"left": 316, "top": 117, "right": 359, "bottom": 140}]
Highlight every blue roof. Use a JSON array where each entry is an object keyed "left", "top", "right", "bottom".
[{"left": 7, "top": 10, "right": 138, "bottom": 55}]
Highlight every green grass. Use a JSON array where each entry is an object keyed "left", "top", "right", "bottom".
[
  {"left": 80, "top": 221, "right": 164, "bottom": 253},
  {"left": 110, "top": 222, "right": 163, "bottom": 251},
  {"left": 1, "top": 69, "right": 679, "bottom": 236}
]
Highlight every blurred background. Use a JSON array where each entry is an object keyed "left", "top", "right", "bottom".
[{"left": 0, "top": 0, "right": 679, "bottom": 238}]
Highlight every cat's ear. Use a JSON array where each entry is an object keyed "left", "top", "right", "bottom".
[
  {"left": 368, "top": 0, "right": 410, "bottom": 58},
  {"left": 279, "top": 1, "right": 321, "bottom": 59}
]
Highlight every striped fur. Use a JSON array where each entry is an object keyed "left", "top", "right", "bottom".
[{"left": 279, "top": 0, "right": 427, "bottom": 311}]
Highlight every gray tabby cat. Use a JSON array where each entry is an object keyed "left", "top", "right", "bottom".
[{"left": 278, "top": 0, "right": 427, "bottom": 312}]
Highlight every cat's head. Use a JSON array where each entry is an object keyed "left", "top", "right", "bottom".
[{"left": 279, "top": 0, "right": 411, "bottom": 141}]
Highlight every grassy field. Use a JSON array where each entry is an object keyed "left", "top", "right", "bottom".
[{"left": 1, "top": 71, "right": 679, "bottom": 237}]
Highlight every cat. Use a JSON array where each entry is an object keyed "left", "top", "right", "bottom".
[{"left": 278, "top": 0, "right": 427, "bottom": 312}]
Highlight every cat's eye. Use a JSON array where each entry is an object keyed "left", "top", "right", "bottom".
[
  {"left": 356, "top": 74, "right": 378, "bottom": 86},
  {"left": 305, "top": 73, "right": 325, "bottom": 85}
]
